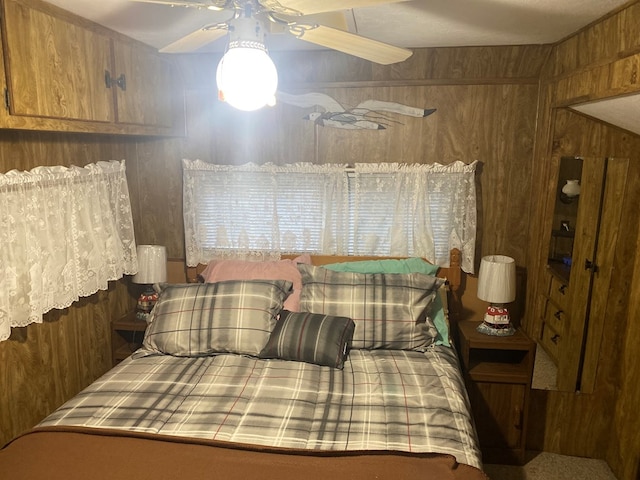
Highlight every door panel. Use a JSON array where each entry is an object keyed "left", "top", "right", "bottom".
[
  {"left": 3, "top": 0, "right": 114, "bottom": 122},
  {"left": 467, "top": 381, "right": 526, "bottom": 449},
  {"left": 113, "top": 41, "right": 174, "bottom": 128},
  {"left": 556, "top": 156, "right": 606, "bottom": 391}
]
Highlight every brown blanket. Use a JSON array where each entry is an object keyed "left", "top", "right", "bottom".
[{"left": 1, "top": 426, "right": 489, "bottom": 480}]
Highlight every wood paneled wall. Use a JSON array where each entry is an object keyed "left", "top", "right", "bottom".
[
  {"left": 0, "top": 131, "right": 138, "bottom": 447},
  {"left": 525, "top": 2, "right": 640, "bottom": 479},
  {"left": 4, "top": 8, "right": 640, "bottom": 478}
]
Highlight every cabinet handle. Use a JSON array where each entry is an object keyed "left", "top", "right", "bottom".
[
  {"left": 115, "top": 74, "right": 127, "bottom": 91},
  {"left": 104, "top": 71, "right": 127, "bottom": 91},
  {"left": 551, "top": 334, "right": 560, "bottom": 344},
  {"left": 558, "top": 284, "right": 567, "bottom": 294},
  {"left": 584, "top": 259, "right": 599, "bottom": 273},
  {"left": 514, "top": 405, "right": 523, "bottom": 430},
  {"left": 553, "top": 310, "right": 563, "bottom": 320}
]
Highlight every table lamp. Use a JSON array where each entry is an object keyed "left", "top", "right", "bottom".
[
  {"left": 476, "top": 254, "right": 516, "bottom": 336},
  {"left": 132, "top": 245, "right": 167, "bottom": 321}
]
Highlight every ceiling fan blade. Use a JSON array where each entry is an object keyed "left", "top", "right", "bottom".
[
  {"left": 289, "top": 24, "right": 412, "bottom": 65},
  {"left": 160, "top": 25, "right": 228, "bottom": 53},
  {"left": 131, "top": 0, "right": 228, "bottom": 9},
  {"left": 266, "top": 11, "right": 348, "bottom": 35},
  {"left": 262, "top": 0, "right": 408, "bottom": 16}
]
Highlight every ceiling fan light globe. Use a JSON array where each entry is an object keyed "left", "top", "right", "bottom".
[{"left": 216, "top": 47, "right": 278, "bottom": 112}]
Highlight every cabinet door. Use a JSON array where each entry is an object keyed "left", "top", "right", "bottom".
[
  {"left": 467, "top": 381, "right": 526, "bottom": 463},
  {"left": 541, "top": 156, "right": 635, "bottom": 393},
  {"left": 2, "top": 0, "right": 115, "bottom": 122},
  {"left": 556, "top": 157, "right": 606, "bottom": 391},
  {"left": 112, "top": 41, "right": 175, "bottom": 128},
  {"left": 579, "top": 157, "right": 635, "bottom": 393}
]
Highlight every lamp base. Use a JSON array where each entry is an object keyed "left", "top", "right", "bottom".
[
  {"left": 136, "top": 285, "right": 159, "bottom": 322},
  {"left": 476, "top": 305, "right": 515, "bottom": 336}
]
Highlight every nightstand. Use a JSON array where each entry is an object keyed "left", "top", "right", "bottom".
[
  {"left": 111, "top": 312, "right": 147, "bottom": 366},
  {"left": 457, "top": 320, "right": 535, "bottom": 465}
]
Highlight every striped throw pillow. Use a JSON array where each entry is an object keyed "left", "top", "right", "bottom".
[{"left": 259, "top": 310, "right": 355, "bottom": 369}]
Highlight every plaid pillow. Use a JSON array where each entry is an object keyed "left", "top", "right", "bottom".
[
  {"left": 298, "top": 265, "right": 444, "bottom": 351},
  {"left": 259, "top": 311, "right": 355, "bottom": 369},
  {"left": 323, "top": 258, "right": 451, "bottom": 347},
  {"left": 141, "top": 280, "right": 292, "bottom": 357}
]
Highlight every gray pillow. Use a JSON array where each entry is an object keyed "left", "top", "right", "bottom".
[
  {"left": 259, "top": 310, "right": 355, "bottom": 369},
  {"left": 298, "top": 264, "right": 444, "bottom": 351},
  {"left": 140, "top": 280, "right": 292, "bottom": 357}
]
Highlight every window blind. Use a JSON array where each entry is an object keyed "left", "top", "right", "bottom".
[{"left": 183, "top": 159, "right": 477, "bottom": 272}]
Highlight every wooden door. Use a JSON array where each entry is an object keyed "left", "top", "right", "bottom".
[
  {"left": 2, "top": 0, "right": 115, "bottom": 123},
  {"left": 579, "top": 157, "right": 636, "bottom": 393},
  {"left": 556, "top": 156, "right": 606, "bottom": 391},
  {"left": 112, "top": 40, "right": 175, "bottom": 128}
]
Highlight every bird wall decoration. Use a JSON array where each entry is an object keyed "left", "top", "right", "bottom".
[{"left": 276, "top": 91, "right": 436, "bottom": 130}]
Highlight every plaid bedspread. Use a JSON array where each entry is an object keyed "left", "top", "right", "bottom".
[{"left": 39, "top": 346, "right": 482, "bottom": 469}]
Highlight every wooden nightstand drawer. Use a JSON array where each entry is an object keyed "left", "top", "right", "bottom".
[
  {"left": 548, "top": 275, "right": 569, "bottom": 308},
  {"left": 540, "top": 321, "right": 561, "bottom": 363},
  {"left": 466, "top": 347, "right": 532, "bottom": 384},
  {"left": 543, "top": 298, "right": 567, "bottom": 335}
]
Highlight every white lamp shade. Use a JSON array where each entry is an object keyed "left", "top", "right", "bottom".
[
  {"left": 132, "top": 245, "right": 167, "bottom": 284},
  {"left": 477, "top": 255, "right": 516, "bottom": 304}
]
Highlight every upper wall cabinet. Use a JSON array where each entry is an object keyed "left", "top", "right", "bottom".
[
  {"left": 112, "top": 40, "right": 174, "bottom": 128},
  {"left": 0, "top": 0, "right": 184, "bottom": 136}
]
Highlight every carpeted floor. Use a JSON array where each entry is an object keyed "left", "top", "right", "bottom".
[
  {"left": 484, "top": 451, "right": 618, "bottom": 480},
  {"left": 531, "top": 347, "right": 558, "bottom": 390}
]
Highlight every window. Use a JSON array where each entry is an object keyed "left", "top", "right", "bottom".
[{"left": 183, "top": 160, "right": 477, "bottom": 273}]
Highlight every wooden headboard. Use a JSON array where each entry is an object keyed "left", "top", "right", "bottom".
[{"left": 185, "top": 248, "right": 463, "bottom": 321}]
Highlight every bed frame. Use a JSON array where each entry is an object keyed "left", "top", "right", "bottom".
[{"left": 1, "top": 425, "right": 486, "bottom": 479}]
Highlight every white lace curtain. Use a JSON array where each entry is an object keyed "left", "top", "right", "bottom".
[
  {"left": 183, "top": 160, "right": 348, "bottom": 263},
  {"left": 0, "top": 160, "right": 137, "bottom": 342},
  {"left": 183, "top": 159, "right": 477, "bottom": 273},
  {"left": 351, "top": 161, "right": 477, "bottom": 272}
]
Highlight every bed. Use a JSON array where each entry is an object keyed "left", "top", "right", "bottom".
[{"left": 0, "top": 251, "right": 488, "bottom": 480}]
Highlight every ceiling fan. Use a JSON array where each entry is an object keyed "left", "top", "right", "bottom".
[{"left": 131, "top": 0, "right": 413, "bottom": 65}]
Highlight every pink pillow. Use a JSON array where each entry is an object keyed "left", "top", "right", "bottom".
[{"left": 200, "top": 255, "right": 312, "bottom": 311}]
